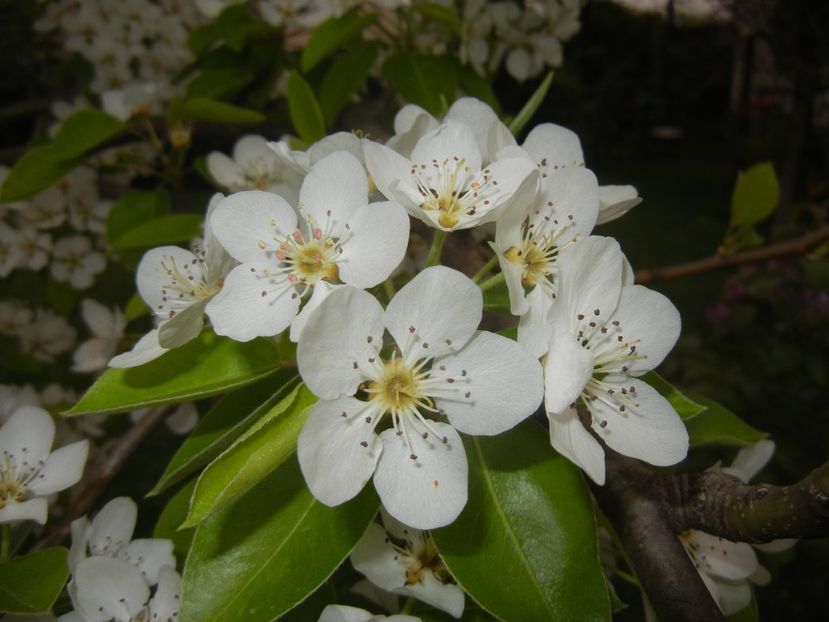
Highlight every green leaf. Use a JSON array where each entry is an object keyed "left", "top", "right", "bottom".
[
  {"left": 319, "top": 42, "right": 380, "bottom": 125},
  {"left": 183, "top": 383, "right": 316, "bottom": 527},
  {"left": 508, "top": 71, "right": 554, "bottom": 136},
  {"left": 482, "top": 279, "right": 511, "bottom": 314},
  {"left": 110, "top": 214, "right": 203, "bottom": 250},
  {"left": 49, "top": 109, "right": 128, "bottom": 160},
  {"left": 415, "top": 2, "right": 462, "bottom": 33},
  {"left": 106, "top": 189, "right": 171, "bottom": 245},
  {"left": 0, "top": 146, "right": 81, "bottom": 203},
  {"left": 682, "top": 390, "right": 766, "bottom": 447},
  {"left": 181, "top": 460, "right": 378, "bottom": 622},
  {"left": 217, "top": 4, "right": 262, "bottom": 52},
  {"left": 300, "top": 11, "right": 377, "bottom": 72},
  {"left": 171, "top": 97, "right": 265, "bottom": 125},
  {"left": 150, "top": 370, "right": 301, "bottom": 496},
  {"left": 187, "top": 22, "right": 218, "bottom": 56},
  {"left": 641, "top": 372, "right": 707, "bottom": 419},
  {"left": 187, "top": 65, "right": 254, "bottom": 99},
  {"left": 286, "top": 71, "right": 326, "bottom": 144},
  {"left": 124, "top": 293, "right": 150, "bottom": 323},
  {"left": 433, "top": 421, "right": 611, "bottom": 622},
  {"left": 384, "top": 54, "right": 460, "bottom": 117},
  {"left": 730, "top": 162, "right": 779, "bottom": 226},
  {"left": 65, "top": 331, "right": 283, "bottom": 417},
  {"left": 0, "top": 548, "right": 69, "bottom": 614},
  {"left": 154, "top": 479, "right": 197, "bottom": 567}
]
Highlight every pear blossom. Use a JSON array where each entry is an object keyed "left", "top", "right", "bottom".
[
  {"left": 297, "top": 266, "right": 543, "bottom": 528},
  {"left": 130, "top": 402, "right": 199, "bottom": 435},
  {"left": 72, "top": 300, "right": 126, "bottom": 374},
  {"left": 258, "top": 0, "right": 338, "bottom": 29},
  {"left": 0, "top": 384, "right": 40, "bottom": 424},
  {"left": 0, "top": 300, "right": 32, "bottom": 335},
  {"left": 269, "top": 132, "right": 366, "bottom": 180},
  {"left": 51, "top": 235, "right": 107, "bottom": 290},
  {"left": 20, "top": 308, "right": 77, "bottom": 362},
  {"left": 101, "top": 83, "right": 160, "bottom": 120},
  {"left": 110, "top": 195, "right": 234, "bottom": 368},
  {"left": 16, "top": 227, "right": 52, "bottom": 270},
  {"left": 206, "top": 151, "right": 409, "bottom": 342},
  {"left": 319, "top": 605, "right": 421, "bottom": 622},
  {"left": 0, "top": 406, "right": 88, "bottom": 524},
  {"left": 0, "top": 225, "right": 23, "bottom": 276},
  {"left": 543, "top": 236, "right": 688, "bottom": 485},
  {"left": 68, "top": 497, "right": 175, "bottom": 585},
  {"left": 365, "top": 120, "right": 536, "bottom": 231},
  {"left": 62, "top": 558, "right": 181, "bottom": 622},
  {"left": 351, "top": 510, "right": 464, "bottom": 618}
]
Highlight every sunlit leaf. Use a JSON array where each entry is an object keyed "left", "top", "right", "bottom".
[
  {"left": 682, "top": 390, "right": 766, "bottom": 447},
  {"left": 287, "top": 71, "right": 326, "bottom": 144},
  {"left": 730, "top": 162, "right": 779, "bottom": 227},
  {"left": 433, "top": 420, "right": 611, "bottom": 622},
  {"left": 641, "top": 372, "right": 706, "bottom": 419},
  {"left": 65, "top": 331, "right": 283, "bottom": 416}
]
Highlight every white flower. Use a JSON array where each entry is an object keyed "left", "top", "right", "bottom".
[
  {"left": 101, "top": 82, "right": 160, "bottom": 120},
  {"left": 365, "top": 120, "right": 536, "bottom": 231},
  {"left": 110, "top": 195, "right": 234, "bottom": 368},
  {"left": 0, "top": 406, "right": 88, "bottom": 524},
  {"left": 352, "top": 510, "right": 465, "bottom": 618},
  {"left": 0, "top": 300, "right": 32, "bottom": 335},
  {"left": 297, "top": 266, "right": 544, "bottom": 528},
  {"left": 51, "top": 235, "right": 107, "bottom": 290},
  {"left": 258, "top": 0, "right": 338, "bottom": 29},
  {"left": 68, "top": 497, "right": 175, "bottom": 585},
  {"left": 0, "top": 224, "right": 23, "bottom": 277},
  {"left": 25, "top": 186, "right": 68, "bottom": 229},
  {"left": 207, "top": 134, "right": 303, "bottom": 203},
  {"left": 130, "top": 402, "right": 199, "bottom": 436},
  {"left": 318, "top": 604, "right": 421, "bottom": 622},
  {"left": 0, "top": 384, "right": 40, "bottom": 425},
  {"left": 62, "top": 557, "right": 181, "bottom": 622},
  {"left": 492, "top": 162, "right": 601, "bottom": 357},
  {"left": 542, "top": 236, "right": 688, "bottom": 485},
  {"left": 269, "top": 132, "right": 366, "bottom": 182},
  {"left": 206, "top": 151, "right": 409, "bottom": 342},
  {"left": 19, "top": 309, "right": 77, "bottom": 362},
  {"left": 16, "top": 227, "right": 52, "bottom": 270},
  {"left": 73, "top": 300, "right": 126, "bottom": 374}
]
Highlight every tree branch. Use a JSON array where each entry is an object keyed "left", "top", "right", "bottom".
[{"left": 634, "top": 226, "right": 829, "bottom": 285}]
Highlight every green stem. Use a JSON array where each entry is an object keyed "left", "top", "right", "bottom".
[
  {"left": 383, "top": 277, "right": 396, "bottom": 303},
  {"left": 478, "top": 272, "right": 504, "bottom": 292},
  {"left": 399, "top": 596, "right": 416, "bottom": 615},
  {"left": 425, "top": 229, "right": 448, "bottom": 267},
  {"left": 1, "top": 524, "right": 10, "bottom": 564},
  {"left": 472, "top": 254, "right": 500, "bottom": 283}
]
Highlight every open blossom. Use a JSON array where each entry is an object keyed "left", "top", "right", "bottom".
[
  {"left": 0, "top": 406, "right": 88, "bottom": 524},
  {"left": 73, "top": 299, "right": 126, "bottom": 374},
  {"left": 51, "top": 235, "right": 106, "bottom": 290},
  {"left": 19, "top": 308, "right": 77, "bottom": 362},
  {"left": 365, "top": 119, "right": 535, "bottom": 231},
  {"left": 543, "top": 236, "right": 688, "bottom": 485},
  {"left": 352, "top": 510, "right": 464, "bottom": 618},
  {"left": 110, "top": 195, "right": 234, "bottom": 368},
  {"left": 206, "top": 151, "right": 409, "bottom": 342},
  {"left": 297, "top": 266, "right": 543, "bottom": 528}
]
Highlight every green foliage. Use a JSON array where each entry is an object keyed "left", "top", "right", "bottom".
[
  {"left": 170, "top": 97, "right": 266, "bottom": 124},
  {"left": 641, "top": 372, "right": 706, "bottom": 419},
  {"left": 415, "top": 2, "right": 463, "bottom": 33},
  {"left": 181, "top": 460, "right": 378, "bottom": 622},
  {"left": 65, "top": 331, "right": 283, "bottom": 416},
  {"left": 384, "top": 54, "right": 460, "bottom": 117},
  {"left": 124, "top": 293, "right": 150, "bottom": 322},
  {"left": 183, "top": 384, "right": 317, "bottom": 527},
  {"left": 106, "top": 189, "right": 171, "bottom": 244},
  {"left": 0, "top": 110, "right": 128, "bottom": 202},
  {"left": 319, "top": 42, "right": 381, "bottom": 125},
  {"left": 154, "top": 479, "right": 197, "bottom": 566},
  {"left": 482, "top": 280, "right": 511, "bottom": 314},
  {"left": 433, "top": 420, "right": 611, "bottom": 622},
  {"left": 186, "top": 48, "right": 255, "bottom": 99},
  {"left": 0, "top": 548, "right": 69, "bottom": 614},
  {"left": 730, "top": 162, "right": 779, "bottom": 227},
  {"left": 508, "top": 71, "right": 554, "bottom": 136},
  {"left": 110, "top": 214, "right": 203, "bottom": 250},
  {"left": 301, "top": 11, "right": 378, "bottom": 72},
  {"left": 287, "top": 71, "right": 326, "bottom": 143},
  {"left": 217, "top": 5, "right": 267, "bottom": 52},
  {"left": 151, "top": 370, "right": 301, "bottom": 495}
]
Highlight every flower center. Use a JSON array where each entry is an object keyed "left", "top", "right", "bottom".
[
  {"left": 504, "top": 240, "right": 554, "bottom": 287},
  {"left": 278, "top": 228, "right": 340, "bottom": 285},
  {"left": 0, "top": 454, "right": 30, "bottom": 509},
  {"left": 412, "top": 158, "right": 496, "bottom": 229},
  {"left": 158, "top": 255, "right": 217, "bottom": 320},
  {"left": 367, "top": 357, "right": 424, "bottom": 415}
]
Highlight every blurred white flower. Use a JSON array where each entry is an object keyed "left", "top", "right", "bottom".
[
  {"left": 318, "top": 605, "right": 421, "bottom": 622},
  {"left": 20, "top": 309, "right": 77, "bottom": 362},
  {"left": 73, "top": 300, "right": 126, "bottom": 374},
  {"left": 51, "top": 235, "right": 107, "bottom": 290}
]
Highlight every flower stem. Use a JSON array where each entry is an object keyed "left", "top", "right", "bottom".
[
  {"left": 383, "top": 277, "right": 396, "bottom": 302},
  {"left": 400, "top": 596, "right": 416, "bottom": 615},
  {"left": 472, "top": 254, "right": 500, "bottom": 283},
  {"left": 1, "top": 524, "right": 10, "bottom": 564},
  {"left": 479, "top": 272, "right": 505, "bottom": 292},
  {"left": 425, "top": 229, "right": 448, "bottom": 267}
]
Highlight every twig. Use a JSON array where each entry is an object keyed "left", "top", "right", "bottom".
[
  {"left": 634, "top": 226, "right": 829, "bottom": 285},
  {"left": 34, "top": 407, "right": 170, "bottom": 550}
]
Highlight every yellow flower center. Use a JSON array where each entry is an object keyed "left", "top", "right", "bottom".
[{"left": 367, "top": 358, "right": 424, "bottom": 415}]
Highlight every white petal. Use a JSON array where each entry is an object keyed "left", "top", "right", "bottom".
[
  {"left": 73, "top": 556, "right": 150, "bottom": 622},
  {"left": 68, "top": 516, "right": 91, "bottom": 572},
  {"left": 446, "top": 97, "right": 500, "bottom": 160},
  {"left": 206, "top": 152, "right": 243, "bottom": 188},
  {"left": 0, "top": 406, "right": 55, "bottom": 467},
  {"left": 590, "top": 378, "right": 688, "bottom": 467},
  {"left": 123, "top": 539, "right": 176, "bottom": 585},
  {"left": 385, "top": 266, "right": 482, "bottom": 361},
  {"left": 475, "top": 157, "right": 539, "bottom": 224},
  {"left": 714, "top": 578, "right": 752, "bottom": 615},
  {"left": 233, "top": 134, "right": 272, "bottom": 165},
  {"left": 547, "top": 407, "right": 606, "bottom": 485},
  {"left": 394, "top": 104, "right": 431, "bottom": 135},
  {"left": 290, "top": 280, "right": 337, "bottom": 342},
  {"left": 411, "top": 121, "right": 482, "bottom": 173},
  {"left": 596, "top": 185, "right": 641, "bottom": 225},
  {"left": 535, "top": 167, "right": 600, "bottom": 239},
  {"left": 338, "top": 201, "right": 410, "bottom": 288},
  {"left": 28, "top": 440, "right": 88, "bottom": 496},
  {"left": 205, "top": 265, "right": 300, "bottom": 341},
  {"left": 397, "top": 571, "right": 465, "bottom": 619},
  {"left": 167, "top": 402, "right": 199, "bottom": 435},
  {"left": 387, "top": 112, "right": 439, "bottom": 160},
  {"left": 73, "top": 337, "right": 115, "bottom": 373},
  {"left": 209, "top": 191, "right": 297, "bottom": 265},
  {"left": 363, "top": 141, "right": 423, "bottom": 210},
  {"left": 522, "top": 123, "right": 585, "bottom": 169},
  {"left": 109, "top": 329, "right": 168, "bottom": 368},
  {"left": 297, "top": 286, "right": 385, "bottom": 399},
  {"left": 543, "top": 331, "right": 594, "bottom": 414},
  {"left": 147, "top": 566, "right": 182, "bottom": 621},
  {"left": 87, "top": 497, "right": 136, "bottom": 558},
  {"left": 0, "top": 498, "right": 48, "bottom": 524},
  {"left": 136, "top": 246, "right": 200, "bottom": 315},
  {"left": 687, "top": 531, "right": 758, "bottom": 581},
  {"left": 721, "top": 440, "right": 775, "bottom": 483},
  {"left": 516, "top": 287, "right": 554, "bottom": 359},
  {"left": 297, "top": 397, "right": 382, "bottom": 507},
  {"left": 300, "top": 151, "right": 368, "bottom": 227},
  {"left": 435, "top": 331, "right": 543, "bottom": 436},
  {"left": 81, "top": 299, "right": 117, "bottom": 338},
  {"left": 308, "top": 132, "right": 365, "bottom": 164},
  {"left": 157, "top": 298, "right": 208, "bottom": 348},
  {"left": 610, "top": 285, "right": 681, "bottom": 374},
  {"left": 350, "top": 522, "right": 407, "bottom": 591},
  {"left": 374, "top": 423, "right": 467, "bottom": 530},
  {"left": 318, "top": 605, "right": 374, "bottom": 622}
]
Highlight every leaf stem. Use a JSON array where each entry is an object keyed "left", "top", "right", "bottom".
[
  {"left": 478, "top": 272, "right": 504, "bottom": 292},
  {"left": 472, "top": 254, "right": 500, "bottom": 283},
  {"left": 383, "top": 277, "right": 396, "bottom": 302},
  {"left": 426, "top": 229, "right": 448, "bottom": 267},
  {"left": 400, "top": 596, "right": 416, "bottom": 615}
]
